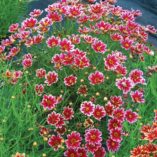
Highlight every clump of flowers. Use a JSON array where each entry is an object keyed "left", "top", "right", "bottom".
[
  {"left": 1, "top": 0, "right": 157, "bottom": 156},
  {"left": 130, "top": 110, "right": 157, "bottom": 157}
]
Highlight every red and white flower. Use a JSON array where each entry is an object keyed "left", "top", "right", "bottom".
[
  {"left": 108, "top": 118, "right": 123, "bottom": 131},
  {"left": 59, "top": 38, "right": 74, "bottom": 52},
  {"left": 110, "top": 128, "right": 122, "bottom": 142},
  {"left": 112, "top": 108, "right": 125, "bottom": 122},
  {"left": 125, "top": 109, "right": 138, "bottom": 124},
  {"left": 35, "top": 84, "right": 44, "bottom": 96},
  {"left": 105, "top": 54, "right": 119, "bottom": 70},
  {"left": 92, "top": 40, "right": 107, "bottom": 54},
  {"left": 36, "top": 68, "right": 46, "bottom": 78},
  {"left": 77, "top": 147, "right": 87, "bottom": 157},
  {"left": 110, "top": 96, "right": 124, "bottom": 108},
  {"left": 46, "top": 36, "right": 60, "bottom": 48},
  {"left": 47, "top": 111, "right": 60, "bottom": 126},
  {"left": 88, "top": 71, "right": 104, "bottom": 85},
  {"left": 9, "top": 23, "right": 19, "bottom": 33},
  {"left": 29, "top": 9, "right": 43, "bottom": 17},
  {"left": 64, "top": 75, "right": 77, "bottom": 86},
  {"left": 85, "top": 143, "right": 101, "bottom": 154},
  {"left": 62, "top": 107, "right": 74, "bottom": 121},
  {"left": 121, "top": 38, "right": 133, "bottom": 50},
  {"left": 48, "top": 135, "right": 63, "bottom": 151},
  {"left": 94, "top": 147, "right": 106, "bottom": 157},
  {"left": 116, "top": 77, "right": 134, "bottom": 94},
  {"left": 45, "top": 71, "right": 58, "bottom": 86},
  {"left": 80, "top": 101, "right": 95, "bottom": 117},
  {"left": 65, "top": 131, "right": 82, "bottom": 149},
  {"left": 106, "top": 138, "right": 120, "bottom": 152},
  {"left": 64, "top": 148, "right": 78, "bottom": 157},
  {"left": 96, "top": 21, "right": 112, "bottom": 32},
  {"left": 130, "top": 90, "right": 145, "bottom": 103},
  {"left": 129, "top": 69, "right": 145, "bottom": 85},
  {"left": 41, "top": 94, "right": 58, "bottom": 110},
  {"left": 93, "top": 105, "right": 106, "bottom": 121},
  {"left": 22, "top": 17, "right": 37, "bottom": 28},
  {"left": 85, "top": 128, "right": 102, "bottom": 145}
]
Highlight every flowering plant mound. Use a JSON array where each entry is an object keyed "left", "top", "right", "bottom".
[
  {"left": 130, "top": 110, "right": 157, "bottom": 157},
  {"left": 0, "top": 0, "right": 157, "bottom": 156}
]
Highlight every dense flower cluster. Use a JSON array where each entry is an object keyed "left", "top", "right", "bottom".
[
  {"left": 130, "top": 110, "right": 157, "bottom": 157},
  {"left": 1, "top": 0, "right": 157, "bottom": 156}
]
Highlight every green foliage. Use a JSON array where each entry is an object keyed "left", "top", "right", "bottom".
[{"left": 0, "top": 0, "right": 27, "bottom": 38}]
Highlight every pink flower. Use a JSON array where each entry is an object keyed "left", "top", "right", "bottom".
[
  {"left": 60, "top": 52, "right": 74, "bottom": 66},
  {"left": 55, "top": 115, "right": 65, "bottom": 128},
  {"left": 92, "top": 40, "right": 107, "bottom": 54},
  {"left": 85, "top": 128, "right": 102, "bottom": 145},
  {"left": 108, "top": 118, "right": 122, "bottom": 131},
  {"left": 121, "top": 12, "right": 135, "bottom": 21},
  {"left": 45, "top": 71, "right": 58, "bottom": 86},
  {"left": 116, "top": 77, "right": 134, "bottom": 94},
  {"left": 33, "top": 35, "right": 43, "bottom": 44},
  {"left": 9, "top": 23, "right": 19, "bottom": 33},
  {"left": 121, "top": 38, "right": 133, "bottom": 50},
  {"left": 41, "top": 94, "right": 58, "bottom": 110},
  {"left": 112, "top": 108, "right": 125, "bottom": 122},
  {"left": 48, "top": 135, "right": 63, "bottom": 151},
  {"left": 88, "top": 71, "right": 104, "bottom": 85},
  {"left": 93, "top": 105, "right": 106, "bottom": 121},
  {"left": 104, "top": 54, "right": 119, "bottom": 70},
  {"left": 77, "top": 148, "right": 87, "bottom": 157},
  {"left": 94, "top": 147, "right": 106, "bottom": 157},
  {"left": 47, "top": 12, "right": 63, "bottom": 22},
  {"left": 85, "top": 143, "right": 101, "bottom": 154},
  {"left": 74, "top": 56, "right": 90, "bottom": 69},
  {"left": 22, "top": 58, "right": 32, "bottom": 69},
  {"left": 129, "top": 69, "right": 145, "bottom": 85},
  {"left": 10, "top": 47, "right": 20, "bottom": 57},
  {"left": 115, "top": 65, "right": 127, "bottom": 76},
  {"left": 106, "top": 138, "right": 120, "bottom": 152},
  {"left": 105, "top": 102, "right": 114, "bottom": 116},
  {"left": 62, "top": 107, "right": 74, "bottom": 121},
  {"left": 130, "top": 90, "right": 145, "bottom": 103},
  {"left": 110, "top": 96, "right": 123, "bottom": 108},
  {"left": 35, "top": 84, "right": 44, "bottom": 96},
  {"left": 96, "top": 21, "right": 112, "bottom": 32},
  {"left": 22, "top": 17, "right": 37, "bottom": 28},
  {"left": 69, "top": 6, "right": 82, "bottom": 17},
  {"left": 80, "top": 101, "right": 95, "bottom": 117},
  {"left": 91, "top": 3, "right": 104, "bottom": 14},
  {"left": 36, "top": 68, "right": 46, "bottom": 78},
  {"left": 64, "top": 75, "right": 77, "bottom": 86},
  {"left": 59, "top": 38, "right": 74, "bottom": 52},
  {"left": 125, "top": 109, "right": 138, "bottom": 124},
  {"left": 65, "top": 131, "right": 82, "bottom": 149},
  {"left": 47, "top": 111, "right": 60, "bottom": 126},
  {"left": 46, "top": 36, "right": 60, "bottom": 48},
  {"left": 64, "top": 149, "right": 78, "bottom": 157},
  {"left": 110, "top": 33, "right": 122, "bottom": 41},
  {"left": 110, "top": 128, "right": 122, "bottom": 142},
  {"left": 29, "top": 9, "right": 43, "bottom": 17}
]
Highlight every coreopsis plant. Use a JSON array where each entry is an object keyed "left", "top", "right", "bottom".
[
  {"left": 0, "top": 0, "right": 157, "bottom": 156},
  {"left": 130, "top": 110, "right": 157, "bottom": 157}
]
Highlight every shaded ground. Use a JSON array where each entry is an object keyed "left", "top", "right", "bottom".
[{"left": 28, "top": 0, "right": 157, "bottom": 47}]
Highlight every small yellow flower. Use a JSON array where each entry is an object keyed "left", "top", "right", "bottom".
[
  {"left": 103, "top": 97, "right": 108, "bottom": 101},
  {"left": 96, "top": 92, "right": 100, "bottom": 96},
  {"left": 11, "top": 96, "right": 16, "bottom": 99},
  {"left": 33, "top": 141, "right": 38, "bottom": 147},
  {"left": 42, "top": 153, "right": 46, "bottom": 157}
]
